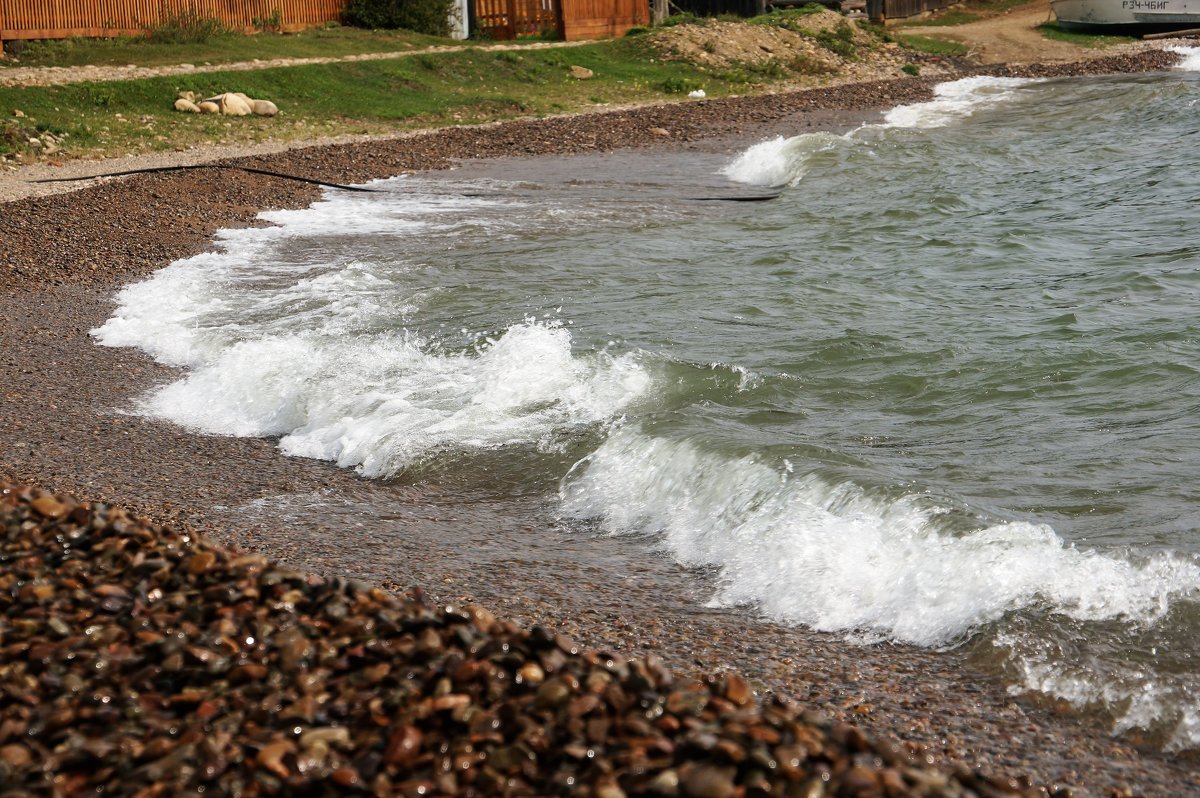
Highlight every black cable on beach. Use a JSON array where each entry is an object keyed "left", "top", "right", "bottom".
[
  {"left": 29, "top": 163, "right": 384, "bottom": 193},
  {"left": 29, "top": 162, "right": 781, "bottom": 202}
]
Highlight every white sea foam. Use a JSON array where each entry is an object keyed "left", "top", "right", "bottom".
[
  {"left": 879, "top": 75, "right": 1036, "bottom": 130},
  {"left": 1168, "top": 45, "right": 1200, "bottom": 71},
  {"left": 560, "top": 427, "right": 1200, "bottom": 647},
  {"left": 721, "top": 76, "right": 1036, "bottom": 187},
  {"left": 719, "top": 132, "right": 844, "bottom": 187},
  {"left": 93, "top": 185, "right": 651, "bottom": 477},
  {"left": 140, "top": 322, "right": 647, "bottom": 476}
]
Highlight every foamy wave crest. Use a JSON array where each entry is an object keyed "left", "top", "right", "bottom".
[
  {"left": 1169, "top": 45, "right": 1200, "bottom": 71},
  {"left": 561, "top": 427, "right": 1200, "bottom": 646},
  {"left": 93, "top": 188, "right": 650, "bottom": 477},
  {"left": 719, "top": 132, "right": 844, "bottom": 187},
  {"left": 882, "top": 76, "right": 1037, "bottom": 129},
  {"left": 131, "top": 321, "right": 648, "bottom": 477},
  {"left": 721, "top": 76, "right": 1035, "bottom": 187}
]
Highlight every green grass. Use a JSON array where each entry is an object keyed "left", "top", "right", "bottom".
[
  {"left": 891, "top": 34, "right": 970, "bottom": 57},
  {"left": 0, "top": 25, "right": 454, "bottom": 69},
  {"left": 749, "top": 5, "right": 830, "bottom": 28},
  {"left": 0, "top": 38, "right": 784, "bottom": 160},
  {"left": 1037, "top": 20, "right": 1135, "bottom": 46},
  {"left": 901, "top": 9, "right": 984, "bottom": 27}
]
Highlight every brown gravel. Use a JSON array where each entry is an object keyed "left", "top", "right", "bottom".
[
  {"left": 0, "top": 482, "right": 1050, "bottom": 797},
  {"left": 2, "top": 53, "right": 1198, "bottom": 797}
]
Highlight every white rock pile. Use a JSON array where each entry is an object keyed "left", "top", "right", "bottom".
[{"left": 173, "top": 91, "right": 278, "bottom": 116}]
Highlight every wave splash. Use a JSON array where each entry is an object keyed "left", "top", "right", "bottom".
[
  {"left": 721, "top": 76, "right": 1037, "bottom": 187},
  {"left": 93, "top": 193, "right": 651, "bottom": 479},
  {"left": 561, "top": 426, "right": 1200, "bottom": 646}
]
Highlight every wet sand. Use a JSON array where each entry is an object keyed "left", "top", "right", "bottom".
[{"left": 3, "top": 58, "right": 1198, "bottom": 796}]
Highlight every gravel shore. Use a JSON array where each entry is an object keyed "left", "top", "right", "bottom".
[{"left": 3, "top": 51, "right": 1197, "bottom": 796}]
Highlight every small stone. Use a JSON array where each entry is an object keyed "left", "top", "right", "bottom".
[
  {"left": 679, "top": 762, "right": 735, "bottom": 798},
  {"left": 31, "top": 495, "right": 68, "bottom": 519},
  {"left": 647, "top": 769, "right": 680, "bottom": 796},
  {"left": 0, "top": 743, "right": 33, "bottom": 768},
  {"left": 300, "top": 727, "right": 350, "bottom": 751},
  {"left": 517, "top": 661, "right": 545, "bottom": 686},
  {"left": 570, "top": 65, "right": 594, "bottom": 79},
  {"left": 256, "top": 740, "right": 295, "bottom": 779},
  {"left": 649, "top": 127, "right": 670, "bottom": 137},
  {"left": 535, "top": 679, "right": 572, "bottom": 709},
  {"left": 188, "top": 550, "right": 217, "bottom": 574},
  {"left": 595, "top": 779, "right": 627, "bottom": 798},
  {"left": 384, "top": 724, "right": 422, "bottom": 767},
  {"left": 213, "top": 93, "right": 252, "bottom": 116},
  {"left": 724, "top": 673, "right": 752, "bottom": 706},
  {"left": 251, "top": 99, "right": 279, "bottom": 116}
]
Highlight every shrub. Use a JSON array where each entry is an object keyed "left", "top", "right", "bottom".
[
  {"left": 146, "top": 5, "right": 227, "bottom": 44},
  {"left": 342, "top": 0, "right": 455, "bottom": 36}
]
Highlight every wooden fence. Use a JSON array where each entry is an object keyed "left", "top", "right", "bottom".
[
  {"left": 0, "top": 0, "right": 346, "bottom": 54},
  {"left": 866, "top": 0, "right": 957, "bottom": 21},
  {"left": 0, "top": 0, "right": 647, "bottom": 54},
  {"left": 474, "top": 0, "right": 561, "bottom": 39},
  {"left": 472, "top": 0, "right": 647, "bottom": 40},
  {"left": 561, "top": 0, "right": 647, "bottom": 39}
]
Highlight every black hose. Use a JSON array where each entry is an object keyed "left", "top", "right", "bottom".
[
  {"left": 29, "top": 162, "right": 780, "bottom": 202},
  {"left": 30, "top": 163, "right": 382, "bottom": 193}
]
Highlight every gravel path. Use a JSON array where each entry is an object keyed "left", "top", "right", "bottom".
[
  {"left": 0, "top": 39, "right": 593, "bottom": 87},
  {"left": 3, "top": 53, "right": 1197, "bottom": 796}
]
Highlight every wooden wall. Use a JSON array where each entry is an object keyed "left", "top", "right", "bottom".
[
  {"left": 0, "top": 0, "right": 346, "bottom": 54},
  {"left": 561, "top": 0, "right": 647, "bottom": 40},
  {"left": 0, "top": 0, "right": 649, "bottom": 54}
]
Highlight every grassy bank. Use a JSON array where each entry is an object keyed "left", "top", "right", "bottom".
[
  {"left": 0, "top": 40, "right": 754, "bottom": 160},
  {"left": 2, "top": 9, "right": 921, "bottom": 164}
]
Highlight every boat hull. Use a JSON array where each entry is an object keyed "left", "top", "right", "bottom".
[{"left": 1052, "top": 0, "right": 1200, "bottom": 33}]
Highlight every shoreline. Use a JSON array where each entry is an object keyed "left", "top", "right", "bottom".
[{"left": 3, "top": 53, "right": 1197, "bottom": 795}]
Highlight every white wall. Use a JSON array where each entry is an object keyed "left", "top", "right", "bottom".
[{"left": 450, "top": 0, "right": 469, "bottom": 39}]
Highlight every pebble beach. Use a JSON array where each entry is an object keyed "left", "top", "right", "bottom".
[{"left": 3, "top": 50, "right": 1199, "bottom": 796}]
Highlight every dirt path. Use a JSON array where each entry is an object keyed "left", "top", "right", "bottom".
[
  {"left": 901, "top": 0, "right": 1083, "bottom": 64},
  {"left": 0, "top": 38, "right": 592, "bottom": 87}
]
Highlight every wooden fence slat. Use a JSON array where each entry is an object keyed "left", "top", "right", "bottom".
[
  {"left": 2, "top": 0, "right": 648, "bottom": 50},
  {"left": 0, "top": 0, "right": 350, "bottom": 43}
]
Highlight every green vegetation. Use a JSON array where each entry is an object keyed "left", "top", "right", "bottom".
[
  {"left": 0, "top": 7, "right": 952, "bottom": 164},
  {"left": 0, "top": 38, "right": 793, "bottom": 160},
  {"left": 658, "top": 13, "right": 709, "bottom": 28},
  {"left": 891, "top": 34, "right": 970, "bottom": 57},
  {"left": 146, "top": 6, "right": 228, "bottom": 44},
  {"left": 1037, "top": 21, "right": 1135, "bottom": 46},
  {"left": 342, "top": 0, "right": 457, "bottom": 37},
  {"left": 0, "top": 25, "right": 452, "bottom": 70},
  {"left": 749, "top": 4, "right": 830, "bottom": 29},
  {"left": 814, "top": 21, "right": 858, "bottom": 58}
]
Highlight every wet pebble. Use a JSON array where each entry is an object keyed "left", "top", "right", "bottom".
[{"left": 0, "top": 482, "right": 1051, "bottom": 796}]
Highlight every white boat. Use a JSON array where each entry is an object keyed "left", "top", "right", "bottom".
[{"left": 1052, "top": 0, "right": 1200, "bottom": 33}]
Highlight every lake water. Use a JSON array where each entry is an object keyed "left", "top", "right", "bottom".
[{"left": 97, "top": 51, "right": 1200, "bottom": 750}]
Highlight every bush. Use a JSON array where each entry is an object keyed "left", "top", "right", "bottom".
[
  {"left": 146, "top": 5, "right": 227, "bottom": 44},
  {"left": 342, "top": 0, "right": 455, "bottom": 36}
]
